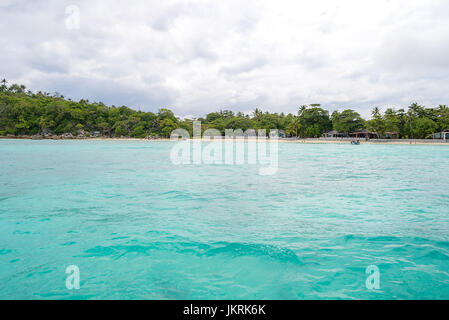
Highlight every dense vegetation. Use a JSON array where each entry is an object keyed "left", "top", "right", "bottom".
[{"left": 1, "top": 79, "right": 448, "bottom": 139}]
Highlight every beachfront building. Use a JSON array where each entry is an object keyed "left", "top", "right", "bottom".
[
  {"left": 324, "top": 131, "right": 348, "bottom": 138},
  {"left": 384, "top": 132, "right": 399, "bottom": 139},
  {"left": 278, "top": 130, "right": 286, "bottom": 138},
  {"left": 433, "top": 129, "right": 449, "bottom": 141},
  {"left": 350, "top": 129, "right": 379, "bottom": 140}
]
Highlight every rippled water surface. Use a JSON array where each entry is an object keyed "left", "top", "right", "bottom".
[{"left": 1, "top": 140, "right": 449, "bottom": 299}]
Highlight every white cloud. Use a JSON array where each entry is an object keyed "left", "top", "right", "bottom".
[{"left": 1, "top": 0, "right": 448, "bottom": 118}]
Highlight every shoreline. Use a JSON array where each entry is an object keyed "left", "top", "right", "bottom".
[{"left": 1, "top": 136, "right": 448, "bottom": 145}]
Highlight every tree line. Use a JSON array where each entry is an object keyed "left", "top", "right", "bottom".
[{"left": 1, "top": 80, "right": 448, "bottom": 139}]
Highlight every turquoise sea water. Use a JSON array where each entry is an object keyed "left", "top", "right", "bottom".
[{"left": 0, "top": 139, "right": 448, "bottom": 300}]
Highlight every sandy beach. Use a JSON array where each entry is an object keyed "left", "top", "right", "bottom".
[{"left": 1, "top": 136, "right": 448, "bottom": 145}]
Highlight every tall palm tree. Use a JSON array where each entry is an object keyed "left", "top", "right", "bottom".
[
  {"left": 252, "top": 108, "right": 263, "bottom": 121},
  {"left": 291, "top": 116, "right": 301, "bottom": 137},
  {"left": 0, "top": 79, "right": 7, "bottom": 91},
  {"left": 406, "top": 104, "right": 421, "bottom": 138},
  {"left": 438, "top": 105, "right": 448, "bottom": 113},
  {"left": 298, "top": 105, "right": 307, "bottom": 117},
  {"left": 371, "top": 107, "right": 381, "bottom": 117}
]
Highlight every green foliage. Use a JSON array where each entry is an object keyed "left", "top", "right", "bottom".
[
  {"left": 331, "top": 109, "right": 365, "bottom": 133},
  {"left": 298, "top": 107, "right": 332, "bottom": 138},
  {"left": 384, "top": 108, "right": 401, "bottom": 133},
  {"left": 412, "top": 117, "right": 438, "bottom": 139},
  {"left": 0, "top": 81, "right": 447, "bottom": 139},
  {"left": 159, "top": 118, "right": 178, "bottom": 137},
  {"left": 0, "top": 82, "right": 180, "bottom": 138},
  {"left": 365, "top": 107, "right": 385, "bottom": 135}
]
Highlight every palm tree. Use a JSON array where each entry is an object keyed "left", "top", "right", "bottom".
[
  {"left": 406, "top": 104, "right": 421, "bottom": 139},
  {"left": 298, "top": 105, "right": 307, "bottom": 117},
  {"left": 0, "top": 79, "right": 7, "bottom": 91},
  {"left": 252, "top": 108, "right": 263, "bottom": 121},
  {"left": 437, "top": 105, "right": 448, "bottom": 113},
  {"left": 371, "top": 107, "right": 381, "bottom": 117},
  {"left": 288, "top": 116, "right": 301, "bottom": 137}
]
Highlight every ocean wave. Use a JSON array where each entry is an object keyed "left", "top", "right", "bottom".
[{"left": 82, "top": 240, "right": 303, "bottom": 265}]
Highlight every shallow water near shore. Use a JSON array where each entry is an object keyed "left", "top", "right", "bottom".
[{"left": 1, "top": 139, "right": 449, "bottom": 299}]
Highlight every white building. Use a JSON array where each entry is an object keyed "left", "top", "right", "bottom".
[{"left": 433, "top": 129, "right": 449, "bottom": 141}]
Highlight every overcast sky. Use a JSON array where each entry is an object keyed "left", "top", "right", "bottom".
[{"left": 1, "top": 0, "right": 449, "bottom": 118}]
